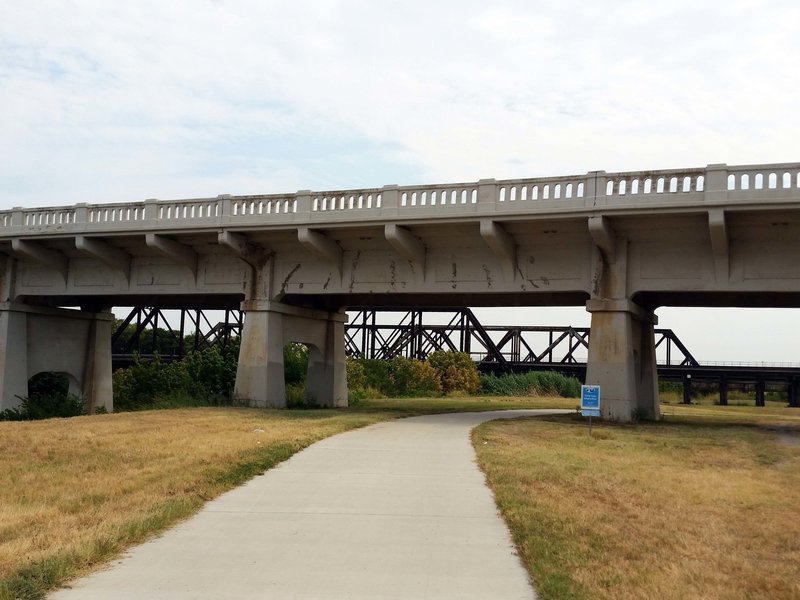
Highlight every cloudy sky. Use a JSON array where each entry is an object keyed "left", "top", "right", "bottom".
[{"left": 1, "top": 1, "right": 798, "bottom": 362}]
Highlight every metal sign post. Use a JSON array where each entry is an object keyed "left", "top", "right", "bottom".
[{"left": 580, "top": 385, "right": 600, "bottom": 435}]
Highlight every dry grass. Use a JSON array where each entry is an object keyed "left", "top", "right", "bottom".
[
  {"left": 0, "top": 396, "right": 564, "bottom": 599},
  {"left": 474, "top": 404, "right": 800, "bottom": 600},
  {"left": 361, "top": 394, "right": 577, "bottom": 413},
  {"left": 0, "top": 407, "right": 397, "bottom": 599}
]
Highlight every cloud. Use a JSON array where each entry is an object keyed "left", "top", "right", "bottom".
[
  {"left": 1, "top": 1, "right": 799, "bottom": 360},
  {"left": 2, "top": 0, "right": 799, "bottom": 206}
]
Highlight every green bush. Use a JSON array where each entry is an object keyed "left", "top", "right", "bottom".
[
  {"left": 284, "top": 343, "right": 309, "bottom": 386},
  {"left": 346, "top": 358, "right": 367, "bottom": 392},
  {"left": 426, "top": 351, "right": 480, "bottom": 394},
  {"left": 285, "top": 383, "right": 306, "bottom": 407},
  {"left": 113, "top": 345, "right": 239, "bottom": 411},
  {"left": 350, "top": 353, "right": 481, "bottom": 397},
  {"left": 347, "top": 386, "right": 384, "bottom": 404},
  {"left": 480, "top": 371, "right": 581, "bottom": 398},
  {"left": 348, "top": 357, "right": 441, "bottom": 397},
  {"left": 113, "top": 354, "right": 180, "bottom": 411},
  {"left": 359, "top": 360, "right": 392, "bottom": 393},
  {"left": 0, "top": 394, "right": 85, "bottom": 421},
  {"left": 387, "top": 356, "right": 441, "bottom": 396},
  {"left": 181, "top": 345, "right": 238, "bottom": 402},
  {"left": 0, "top": 372, "right": 85, "bottom": 421}
]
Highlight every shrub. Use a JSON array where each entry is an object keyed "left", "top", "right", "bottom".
[
  {"left": 388, "top": 356, "right": 441, "bottom": 396},
  {"left": 112, "top": 340, "right": 244, "bottom": 411},
  {"left": 0, "top": 393, "right": 85, "bottom": 421},
  {"left": 28, "top": 371, "right": 70, "bottom": 399},
  {"left": 285, "top": 383, "right": 306, "bottom": 407},
  {"left": 346, "top": 358, "right": 367, "bottom": 392},
  {"left": 480, "top": 371, "right": 581, "bottom": 398},
  {"left": 348, "top": 386, "right": 384, "bottom": 405},
  {"left": 0, "top": 372, "right": 85, "bottom": 421},
  {"left": 426, "top": 351, "right": 480, "bottom": 394},
  {"left": 113, "top": 354, "right": 179, "bottom": 411},
  {"left": 181, "top": 346, "right": 237, "bottom": 402},
  {"left": 19, "top": 393, "right": 85, "bottom": 419},
  {"left": 284, "top": 343, "right": 309, "bottom": 386},
  {"left": 359, "top": 360, "right": 392, "bottom": 393}
]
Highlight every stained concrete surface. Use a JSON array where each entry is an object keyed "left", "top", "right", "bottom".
[{"left": 50, "top": 410, "right": 566, "bottom": 599}]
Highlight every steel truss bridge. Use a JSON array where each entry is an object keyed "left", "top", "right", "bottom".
[{"left": 112, "top": 306, "right": 800, "bottom": 407}]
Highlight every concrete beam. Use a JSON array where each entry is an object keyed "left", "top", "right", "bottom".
[
  {"left": 479, "top": 219, "right": 516, "bottom": 279},
  {"left": 384, "top": 224, "right": 426, "bottom": 265},
  {"left": 75, "top": 236, "right": 131, "bottom": 280},
  {"left": 298, "top": 227, "right": 342, "bottom": 272},
  {"left": 588, "top": 216, "right": 616, "bottom": 263},
  {"left": 218, "top": 231, "right": 269, "bottom": 268},
  {"left": 708, "top": 209, "right": 729, "bottom": 282},
  {"left": 10, "top": 238, "right": 68, "bottom": 282},
  {"left": 146, "top": 233, "right": 197, "bottom": 278}
]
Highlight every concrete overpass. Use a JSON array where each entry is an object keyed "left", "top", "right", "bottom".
[{"left": 1, "top": 162, "right": 799, "bottom": 420}]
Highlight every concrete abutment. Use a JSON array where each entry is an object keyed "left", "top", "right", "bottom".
[{"left": 0, "top": 303, "right": 114, "bottom": 413}]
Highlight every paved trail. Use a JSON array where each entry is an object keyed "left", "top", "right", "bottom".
[{"left": 52, "top": 410, "right": 563, "bottom": 599}]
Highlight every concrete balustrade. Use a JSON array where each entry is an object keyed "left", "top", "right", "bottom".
[{"left": 3, "top": 163, "right": 799, "bottom": 237}]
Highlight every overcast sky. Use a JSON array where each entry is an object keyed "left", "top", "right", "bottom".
[{"left": 1, "top": 1, "right": 798, "bottom": 363}]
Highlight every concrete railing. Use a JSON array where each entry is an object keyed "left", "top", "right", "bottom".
[{"left": 2, "top": 162, "right": 798, "bottom": 236}]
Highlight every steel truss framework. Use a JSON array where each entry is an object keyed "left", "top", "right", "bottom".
[
  {"left": 112, "top": 306, "right": 698, "bottom": 369},
  {"left": 112, "top": 307, "right": 241, "bottom": 364},
  {"left": 111, "top": 306, "right": 799, "bottom": 407},
  {"left": 344, "top": 307, "right": 701, "bottom": 370}
]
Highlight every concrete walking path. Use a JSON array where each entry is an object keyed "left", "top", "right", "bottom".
[{"left": 51, "top": 410, "right": 563, "bottom": 599}]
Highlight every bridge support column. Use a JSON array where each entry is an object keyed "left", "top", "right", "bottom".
[
  {"left": 585, "top": 299, "right": 659, "bottom": 421},
  {"left": 0, "top": 303, "right": 114, "bottom": 413},
  {"left": 304, "top": 315, "right": 348, "bottom": 408},
  {"left": 683, "top": 375, "right": 692, "bottom": 405},
  {"left": 0, "top": 306, "right": 29, "bottom": 410},
  {"left": 234, "top": 301, "right": 347, "bottom": 408},
  {"left": 755, "top": 380, "right": 765, "bottom": 407},
  {"left": 789, "top": 378, "right": 799, "bottom": 408},
  {"left": 719, "top": 376, "right": 728, "bottom": 406}
]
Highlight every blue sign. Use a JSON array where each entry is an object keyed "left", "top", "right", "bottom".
[{"left": 581, "top": 385, "right": 600, "bottom": 417}]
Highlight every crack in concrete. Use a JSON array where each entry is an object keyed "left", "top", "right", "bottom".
[
  {"left": 280, "top": 263, "right": 301, "bottom": 295},
  {"left": 482, "top": 265, "right": 493, "bottom": 288},
  {"left": 349, "top": 251, "right": 361, "bottom": 293}
]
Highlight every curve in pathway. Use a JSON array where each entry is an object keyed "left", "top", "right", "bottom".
[{"left": 51, "top": 410, "right": 565, "bottom": 599}]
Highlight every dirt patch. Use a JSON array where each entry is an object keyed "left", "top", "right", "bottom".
[{"left": 760, "top": 425, "right": 800, "bottom": 447}]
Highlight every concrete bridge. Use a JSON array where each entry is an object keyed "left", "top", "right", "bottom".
[{"left": 1, "top": 162, "right": 799, "bottom": 421}]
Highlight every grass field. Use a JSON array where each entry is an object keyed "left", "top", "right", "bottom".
[
  {"left": 2, "top": 396, "right": 797, "bottom": 599},
  {"left": 474, "top": 403, "right": 800, "bottom": 600},
  {"left": 0, "top": 395, "right": 566, "bottom": 600}
]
